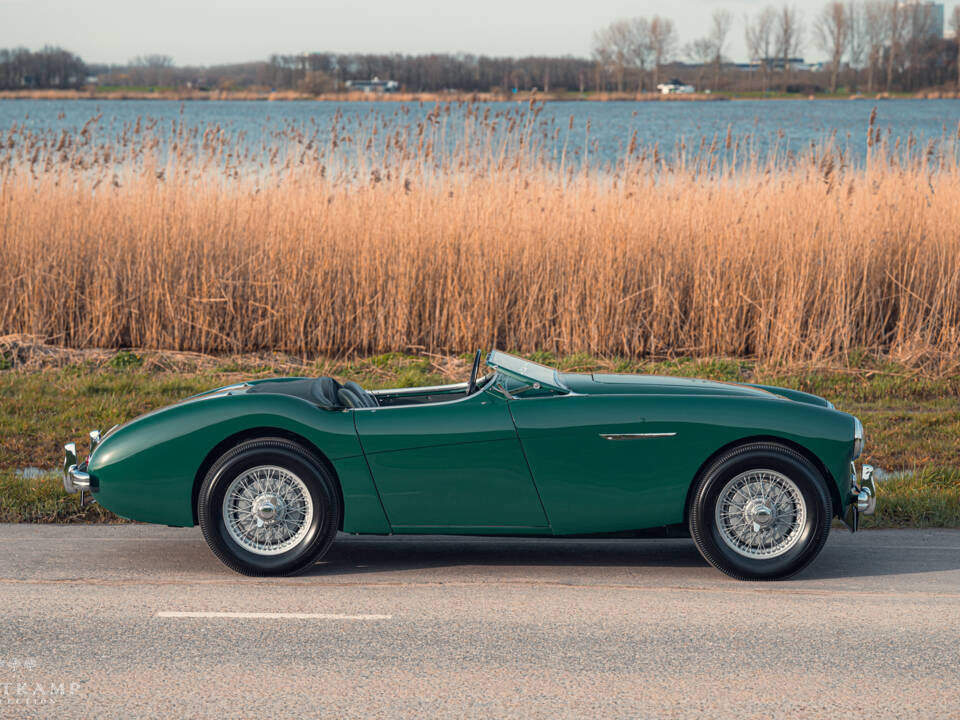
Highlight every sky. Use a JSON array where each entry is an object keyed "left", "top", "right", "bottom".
[{"left": 1, "top": 0, "right": 958, "bottom": 67}]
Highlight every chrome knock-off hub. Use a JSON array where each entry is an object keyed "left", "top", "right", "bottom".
[
  {"left": 744, "top": 499, "right": 774, "bottom": 529},
  {"left": 252, "top": 494, "right": 282, "bottom": 523}
]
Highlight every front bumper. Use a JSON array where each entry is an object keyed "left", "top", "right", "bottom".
[{"left": 843, "top": 464, "right": 877, "bottom": 532}]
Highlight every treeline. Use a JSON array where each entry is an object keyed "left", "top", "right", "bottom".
[
  {"left": 2, "top": 1, "right": 959, "bottom": 95},
  {"left": 0, "top": 46, "right": 87, "bottom": 89},
  {"left": 0, "top": 47, "right": 595, "bottom": 93},
  {"left": 258, "top": 54, "right": 596, "bottom": 93},
  {"left": 89, "top": 54, "right": 597, "bottom": 94},
  {"left": 593, "top": 2, "right": 960, "bottom": 94}
]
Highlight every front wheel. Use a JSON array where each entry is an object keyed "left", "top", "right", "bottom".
[
  {"left": 688, "top": 442, "right": 832, "bottom": 581},
  {"left": 197, "top": 438, "right": 340, "bottom": 576}
]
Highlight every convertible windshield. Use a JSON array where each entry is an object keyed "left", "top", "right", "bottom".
[{"left": 485, "top": 350, "right": 569, "bottom": 393}]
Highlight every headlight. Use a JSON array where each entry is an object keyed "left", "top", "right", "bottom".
[{"left": 853, "top": 416, "right": 864, "bottom": 459}]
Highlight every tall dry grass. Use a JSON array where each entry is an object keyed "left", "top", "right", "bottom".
[{"left": 2, "top": 103, "right": 960, "bottom": 369}]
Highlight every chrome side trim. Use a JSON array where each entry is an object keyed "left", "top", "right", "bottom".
[
  {"left": 599, "top": 432, "right": 677, "bottom": 440},
  {"left": 372, "top": 381, "right": 470, "bottom": 396}
]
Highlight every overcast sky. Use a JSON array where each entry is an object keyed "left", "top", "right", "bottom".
[{"left": 1, "top": 0, "right": 958, "bottom": 67}]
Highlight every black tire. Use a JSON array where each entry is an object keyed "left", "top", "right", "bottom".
[
  {"left": 197, "top": 438, "right": 340, "bottom": 576},
  {"left": 688, "top": 442, "right": 832, "bottom": 581}
]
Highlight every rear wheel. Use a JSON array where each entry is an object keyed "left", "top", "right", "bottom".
[
  {"left": 688, "top": 442, "right": 832, "bottom": 581},
  {"left": 197, "top": 438, "right": 340, "bottom": 576}
]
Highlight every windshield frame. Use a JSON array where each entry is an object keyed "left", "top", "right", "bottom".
[{"left": 485, "top": 350, "right": 569, "bottom": 393}]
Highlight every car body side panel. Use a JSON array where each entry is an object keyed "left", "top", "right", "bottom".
[
  {"left": 509, "top": 394, "right": 854, "bottom": 535},
  {"left": 354, "top": 388, "right": 550, "bottom": 530},
  {"left": 331, "top": 455, "right": 391, "bottom": 534},
  {"left": 88, "top": 394, "right": 390, "bottom": 530}
]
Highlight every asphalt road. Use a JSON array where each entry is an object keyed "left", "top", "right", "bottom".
[{"left": 1, "top": 525, "right": 959, "bottom": 719}]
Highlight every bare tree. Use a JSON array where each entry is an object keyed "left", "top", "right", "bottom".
[
  {"left": 902, "top": 1, "right": 934, "bottom": 90},
  {"left": 884, "top": 0, "right": 904, "bottom": 91},
  {"left": 746, "top": 7, "right": 777, "bottom": 92},
  {"left": 709, "top": 9, "right": 733, "bottom": 90},
  {"left": 815, "top": 2, "right": 850, "bottom": 93},
  {"left": 684, "top": 37, "right": 714, "bottom": 90},
  {"left": 776, "top": 6, "right": 804, "bottom": 91},
  {"left": 952, "top": 6, "right": 960, "bottom": 92},
  {"left": 627, "top": 17, "right": 652, "bottom": 91},
  {"left": 129, "top": 54, "right": 175, "bottom": 86},
  {"left": 592, "top": 20, "right": 634, "bottom": 91},
  {"left": 847, "top": 1, "right": 866, "bottom": 91},
  {"left": 648, "top": 16, "right": 677, "bottom": 90},
  {"left": 863, "top": 0, "right": 888, "bottom": 92}
]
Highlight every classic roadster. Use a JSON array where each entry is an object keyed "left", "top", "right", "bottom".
[{"left": 63, "top": 350, "right": 876, "bottom": 580}]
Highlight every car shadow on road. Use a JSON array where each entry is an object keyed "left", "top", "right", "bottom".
[
  {"left": 298, "top": 533, "right": 960, "bottom": 581},
  {"left": 305, "top": 536, "right": 710, "bottom": 577}
]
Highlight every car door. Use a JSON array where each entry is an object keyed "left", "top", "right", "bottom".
[
  {"left": 508, "top": 393, "right": 693, "bottom": 535},
  {"left": 353, "top": 385, "right": 550, "bottom": 532}
]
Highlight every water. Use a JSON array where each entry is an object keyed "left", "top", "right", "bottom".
[
  {"left": 2, "top": 98, "right": 959, "bottom": 167},
  {"left": 15, "top": 467, "right": 49, "bottom": 479}
]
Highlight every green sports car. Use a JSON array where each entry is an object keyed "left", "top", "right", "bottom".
[{"left": 63, "top": 350, "right": 876, "bottom": 580}]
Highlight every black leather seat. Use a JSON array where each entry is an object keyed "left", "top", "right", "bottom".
[{"left": 337, "top": 381, "right": 379, "bottom": 408}]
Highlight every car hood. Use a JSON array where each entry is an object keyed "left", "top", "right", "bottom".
[{"left": 559, "top": 372, "right": 831, "bottom": 407}]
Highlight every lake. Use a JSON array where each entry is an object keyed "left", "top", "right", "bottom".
[{"left": 2, "top": 98, "right": 959, "bottom": 168}]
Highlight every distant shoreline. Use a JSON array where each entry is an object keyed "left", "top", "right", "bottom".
[{"left": 2, "top": 88, "right": 957, "bottom": 102}]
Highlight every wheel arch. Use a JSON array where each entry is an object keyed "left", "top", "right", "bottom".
[
  {"left": 681, "top": 434, "right": 841, "bottom": 524},
  {"left": 191, "top": 426, "right": 345, "bottom": 530}
]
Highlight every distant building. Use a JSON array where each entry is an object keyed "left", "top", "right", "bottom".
[
  {"left": 745, "top": 57, "right": 813, "bottom": 72},
  {"left": 344, "top": 77, "right": 399, "bottom": 93},
  {"left": 898, "top": 1, "right": 945, "bottom": 39},
  {"left": 657, "top": 79, "right": 695, "bottom": 94}
]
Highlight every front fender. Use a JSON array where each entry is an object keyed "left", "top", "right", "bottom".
[{"left": 510, "top": 393, "right": 857, "bottom": 533}]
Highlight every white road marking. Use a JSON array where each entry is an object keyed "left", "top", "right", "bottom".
[{"left": 156, "top": 611, "right": 392, "bottom": 620}]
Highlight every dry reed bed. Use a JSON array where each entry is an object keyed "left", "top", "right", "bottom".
[{"left": 2, "top": 103, "right": 960, "bottom": 369}]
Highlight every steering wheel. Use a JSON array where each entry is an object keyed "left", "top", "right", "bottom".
[{"left": 467, "top": 349, "right": 483, "bottom": 395}]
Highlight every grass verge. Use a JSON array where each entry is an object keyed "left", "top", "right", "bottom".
[
  {"left": 0, "top": 471, "right": 119, "bottom": 523},
  {"left": 864, "top": 468, "right": 960, "bottom": 529}
]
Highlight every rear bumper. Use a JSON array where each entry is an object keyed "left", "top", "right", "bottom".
[
  {"left": 63, "top": 437, "right": 99, "bottom": 505},
  {"left": 63, "top": 442, "right": 93, "bottom": 494},
  {"left": 843, "top": 463, "right": 877, "bottom": 532}
]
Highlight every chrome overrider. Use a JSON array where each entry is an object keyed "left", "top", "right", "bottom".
[
  {"left": 842, "top": 416, "right": 876, "bottom": 532},
  {"left": 844, "top": 464, "right": 877, "bottom": 532},
  {"left": 63, "top": 430, "right": 101, "bottom": 504}
]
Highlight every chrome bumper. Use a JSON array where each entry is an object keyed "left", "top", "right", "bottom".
[
  {"left": 63, "top": 430, "right": 101, "bottom": 502},
  {"left": 844, "top": 464, "right": 877, "bottom": 532},
  {"left": 63, "top": 443, "right": 92, "bottom": 494}
]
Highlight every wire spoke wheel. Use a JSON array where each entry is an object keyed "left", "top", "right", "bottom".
[
  {"left": 714, "top": 469, "right": 807, "bottom": 560},
  {"left": 222, "top": 465, "right": 314, "bottom": 556}
]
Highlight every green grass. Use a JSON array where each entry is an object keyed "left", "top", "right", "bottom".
[
  {"left": 862, "top": 468, "right": 960, "bottom": 528},
  {"left": 0, "top": 470, "right": 120, "bottom": 523},
  {"left": 1, "top": 349, "right": 957, "bottom": 526}
]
